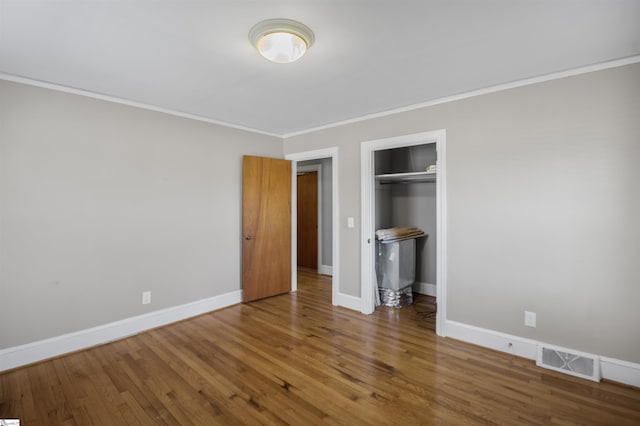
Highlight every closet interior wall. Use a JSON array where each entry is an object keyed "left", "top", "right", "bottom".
[{"left": 375, "top": 144, "right": 437, "bottom": 288}]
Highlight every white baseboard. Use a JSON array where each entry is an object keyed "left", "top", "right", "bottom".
[
  {"left": 318, "top": 265, "right": 333, "bottom": 276},
  {"left": 445, "top": 320, "right": 640, "bottom": 388},
  {"left": 0, "top": 290, "right": 242, "bottom": 372},
  {"left": 445, "top": 320, "right": 538, "bottom": 360},
  {"left": 4, "top": 293, "right": 638, "bottom": 389},
  {"left": 600, "top": 356, "right": 640, "bottom": 388},
  {"left": 413, "top": 282, "right": 436, "bottom": 297},
  {"left": 335, "top": 292, "right": 361, "bottom": 312}
]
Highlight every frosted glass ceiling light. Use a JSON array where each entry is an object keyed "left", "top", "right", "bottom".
[{"left": 249, "top": 19, "right": 314, "bottom": 64}]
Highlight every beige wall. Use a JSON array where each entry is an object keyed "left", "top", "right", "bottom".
[
  {"left": 2, "top": 62, "right": 638, "bottom": 364},
  {"left": 284, "top": 63, "right": 640, "bottom": 363},
  {"left": 0, "top": 80, "right": 282, "bottom": 348}
]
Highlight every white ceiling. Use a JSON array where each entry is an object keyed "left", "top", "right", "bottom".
[{"left": 1, "top": 1, "right": 639, "bottom": 136}]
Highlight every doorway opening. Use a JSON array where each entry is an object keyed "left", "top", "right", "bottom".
[
  {"left": 285, "top": 148, "right": 339, "bottom": 306},
  {"left": 296, "top": 166, "right": 320, "bottom": 271},
  {"left": 361, "top": 130, "right": 447, "bottom": 336}
]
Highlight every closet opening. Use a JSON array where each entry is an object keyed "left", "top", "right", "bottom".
[
  {"left": 375, "top": 144, "right": 437, "bottom": 306},
  {"left": 360, "top": 130, "right": 447, "bottom": 336}
]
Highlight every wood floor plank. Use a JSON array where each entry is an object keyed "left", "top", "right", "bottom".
[{"left": 1, "top": 268, "right": 639, "bottom": 425}]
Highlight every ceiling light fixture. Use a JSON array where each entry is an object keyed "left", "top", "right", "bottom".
[{"left": 249, "top": 18, "right": 314, "bottom": 64}]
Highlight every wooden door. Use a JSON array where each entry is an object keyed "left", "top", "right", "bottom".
[
  {"left": 297, "top": 171, "right": 318, "bottom": 269},
  {"left": 242, "top": 156, "right": 292, "bottom": 302}
]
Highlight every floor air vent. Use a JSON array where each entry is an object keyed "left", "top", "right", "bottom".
[{"left": 536, "top": 344, "right": 601, "bottom": 382}]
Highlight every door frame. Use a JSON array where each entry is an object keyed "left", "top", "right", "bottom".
[
  {"left": 297, "top": 164, "right": 323, "bottom": 272},
  {"left": 360, "top": 129, "right": 448, "bottom": 336},
  {"left": 285, "top": 148, "right": 339, "bottom": 306}
]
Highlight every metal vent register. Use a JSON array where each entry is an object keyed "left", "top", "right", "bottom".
[{"left": 536, "top": 344, "right": 601, "bottom": 382}]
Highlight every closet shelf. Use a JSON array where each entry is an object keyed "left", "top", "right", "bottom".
[{"left": 375, "top": 171, "right": 436, "bottom": 184}]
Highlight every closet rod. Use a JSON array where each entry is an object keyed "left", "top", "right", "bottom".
[{"left": 376, "top": 171, "right": 436, "bottom": 184}]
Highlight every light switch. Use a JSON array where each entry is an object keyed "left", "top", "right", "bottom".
[{"left": 347, "top": 217, "right": 355, "bottom": 228}]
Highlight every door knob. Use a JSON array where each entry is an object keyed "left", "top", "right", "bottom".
[{"left": 245, "top": 235, "right": 252, "bottom": 240}]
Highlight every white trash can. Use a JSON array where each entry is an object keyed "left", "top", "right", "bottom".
[{"left": 376, "top": 238, "right": 416, "bottom": 307}]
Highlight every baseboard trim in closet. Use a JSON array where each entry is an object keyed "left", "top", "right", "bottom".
[{"left": 413, "top": 282, "right": 436, "bottom": 297}]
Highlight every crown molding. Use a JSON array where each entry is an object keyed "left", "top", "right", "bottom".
[
  {"left": 282, "top": 55, "right": 640, "bottom": 138},
  {"left": 0, "top": 73, "right": 281, "bottom": 138},
  {"left": 3, "top": 54, "right": 639, "bottom": 140}
]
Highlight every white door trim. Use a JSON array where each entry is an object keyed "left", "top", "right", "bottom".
[
  {"left": 360, "top": 129, "right": 448, "bottom": 336},
  {"left": 286, "top": 148, "right": 339, "bottom": 306},
  {"left": 297, "top": 164, "right": 323, "bottom": 273}
]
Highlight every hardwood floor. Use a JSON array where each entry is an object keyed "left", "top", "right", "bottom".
[{"left": 2, "top": 269, "right": 639, "bottom": 425}]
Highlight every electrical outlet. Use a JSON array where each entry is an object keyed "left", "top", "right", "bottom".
[
  {"left": 142, "top": 291, "right": 151, "bottom": 305},
  {"left": 525, "top": 311, "right": 536, "bottom": 327}
]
